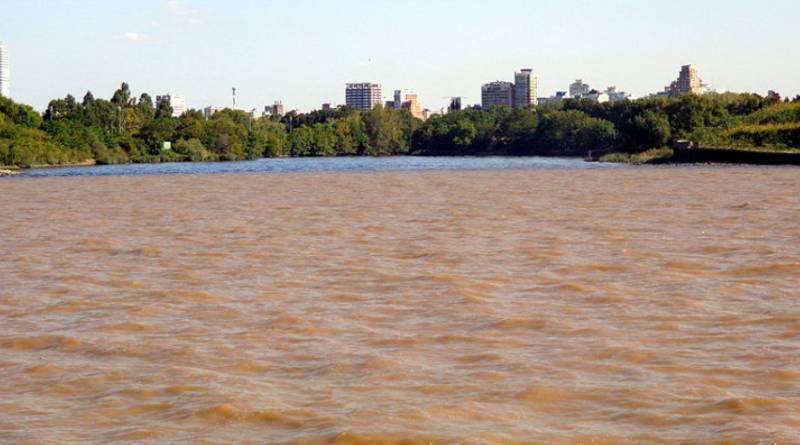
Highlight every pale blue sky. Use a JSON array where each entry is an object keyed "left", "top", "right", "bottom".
[{"left": 3, "top": 0, "right": 799, "bottom": 112}]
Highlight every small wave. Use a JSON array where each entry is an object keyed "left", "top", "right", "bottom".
[
  {"left": 491, "top": 318, "right": 549, "bottom": 331},
  {"left": 0, "top": 335, "right": 84, "bottom": 352},
  {"left": 195, "top": 403, "right": 309, "bottom": 427}
]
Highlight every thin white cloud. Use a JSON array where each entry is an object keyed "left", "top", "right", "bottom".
[
  {"left": 167, "top": 0, "right": 203, "bottom": 24},
  {"left": 113, "top": 32, "right": 150, "bottom": 42}
]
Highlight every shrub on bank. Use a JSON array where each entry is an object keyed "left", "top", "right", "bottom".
[{"left": 599, "top": 147, "right": 674, "bottom": 164}]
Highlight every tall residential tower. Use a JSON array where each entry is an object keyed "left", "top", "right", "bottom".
[
  {"left": 513, "top": 69, "right": 538, "bottom": 108},
  {"left": 345, "top": 83, "right": 382, "bottom": 110},
  {"left": 0, "top": 41, "right": 9, "bottom": 98},
  {"left": 481, "top": 81, "right": 514, "bottom": 108}
]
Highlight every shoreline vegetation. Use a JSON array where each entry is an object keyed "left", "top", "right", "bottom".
[{"left": 1, "top": 83, "right": 799, "bottom": 169}]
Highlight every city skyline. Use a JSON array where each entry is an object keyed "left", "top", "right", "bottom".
[{"left": 3, "top": 0, "right": 799, "bottom": 112}]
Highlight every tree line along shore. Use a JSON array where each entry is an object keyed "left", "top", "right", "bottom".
[{"left": 1, "top": 83, "right": 799, "bottom": 168}]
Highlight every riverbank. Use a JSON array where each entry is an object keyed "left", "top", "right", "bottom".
[
  {"left": 0, "top": 159, "right": 96, "bottom": 171},
  {"left": 7, "top": 149, "right": 800, "bottom": 175},
  {"left": 599, "top": 146, "right": 800, "bottom": 166}
]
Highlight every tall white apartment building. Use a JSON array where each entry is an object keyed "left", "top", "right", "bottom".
[
  {"left": 345, "top": 83, "right": 382, "bottom": 110},
  {"left": 0, "top": 41, "right": 9, "bottom": 98},
  {"left": 156, "top": 94, "right": 187, "bottom": 117}
]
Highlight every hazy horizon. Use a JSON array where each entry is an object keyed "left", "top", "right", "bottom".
[{"left": 3, "top": 0, "right": 799, "bottom": 112}]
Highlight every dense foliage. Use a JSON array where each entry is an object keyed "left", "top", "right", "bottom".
[{"left": 1, "top": 83, "right": 798, "bottom": 167}]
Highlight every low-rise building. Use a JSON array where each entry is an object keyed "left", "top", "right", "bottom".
[
  {"left": 605, "top": 86, "right": 630, "bottom": 102},
  {"left": 538, "top": 91, "right": 568, "bottom": 105},
  {"left": 582, "top": 91, "right": 610, "bottom": 103}
]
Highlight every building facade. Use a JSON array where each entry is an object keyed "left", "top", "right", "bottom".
[
  {"left": 171, "top": 96, "right": 187, "bottom": 117},
  {"left": 401, "top": 92, "right": 424, "bottom": 120},
  {"left": 262, "top": 100, "right": 285, "bottom": 117},
  {"left": 345, "top": 83, "right": 382, "bottom": 110},
  {"left": 569, "top": 79, "right": 591, "bottom": 98},
  {"left": 0, "top": 41, "right": 9, "bottom": 98},
  {"left": 449, "top": 97, "right": 463, "bottom": 112},
  {"left": 203, "top": 105, "right": 223, "bottom": 119},
  {"left": 156, "top": 94, "right": 186, "bottom": 117},
  {"left": 583, "top": 91, "right": 610, "bottom": 103},
  {"left": 666, "top": 65, "right": 708, "bottom": 96},
  {"left": 481, "top": 81, "right": 514, "bottom": 108},
  {"left": 538, "top": 91, "right": 568, "bottom": 106},
  {"left": 604, "top": 86, "right": 630, "bottom": 102},
  {"left": 513, "top": 69, "right": 538, "bottom": 108}
]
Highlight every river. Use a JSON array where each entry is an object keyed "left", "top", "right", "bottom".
[{"left": 1, "top": 159, "right": 798, "bottom": 444}]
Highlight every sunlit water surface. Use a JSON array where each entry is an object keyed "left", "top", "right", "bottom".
[{"left": 1, "top": 161, "right": 799, "bottom": 444}]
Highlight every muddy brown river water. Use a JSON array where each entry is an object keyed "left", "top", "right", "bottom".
[{"left": 1, "top": 167, "right": 799, "bottom": 444}]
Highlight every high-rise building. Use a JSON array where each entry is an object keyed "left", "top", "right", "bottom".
[
  {"left": 345, "top": 83, "right": 382, "bottom": 110},
  {"left": 171, "top": 96, "right": 187, "bottom": 117},
  {"left": 262, "top": 101, "right": 285, "bottom": 117},
  {"left": 513, "top": 69, "right": 538, "bottom": 108},
  {"left": 0, "top": 41, "right": 9, "bottom": 98},
  {"left": 481, "top": 81, "right": 514, "bottom": 108},
  {"left": 156, "top": 94, "right": 187, "bottom": 117},
  {"left": 203, "top": 105, "right": 223, "bottom": 119},
  {"left": 569, "top": 79, "right": 591, "bottom": 98},
  {"left": 449, "top": 97, "right": 463, "bottom": 112},
  {"left": 393, "top": 90, "right": 402, "bottom": 109},
  {"left": 666, "top": 65, "right": 708, "bottom": 96},
  {"left": 401, "top": 92, "right": 424, "bottom": 120}
]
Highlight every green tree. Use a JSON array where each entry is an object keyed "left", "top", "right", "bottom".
[
  {"left": 173, "top": 138, "right": 214, "bottom": 162},
  {"left": 140, "top": 118, "right": 177, "bottom": 153},
  {"left": 534, "top": 110, "right": 617, "bottom": 156},
  {"left": 629, "top": 109, "right": 672, "bottom": 150},
  {"left": 111, "top": 82, "right": 132, "bottom": 107},
  {"left": 155, "top": 97, "right": 174, "bottom": 120},
  {"left": 203, "top": 116, "right": 247, "bottom": 160},
  {"left": 250, "top": 118, "right": 288, "bottom": 157}
]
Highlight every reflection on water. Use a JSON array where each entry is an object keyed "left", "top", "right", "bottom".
[
  {"left": 8, "top": 156, "right": 611, "bottom": 178},
  {"left": 1, "top": 167, "right": 799, "bottom": 444}
]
